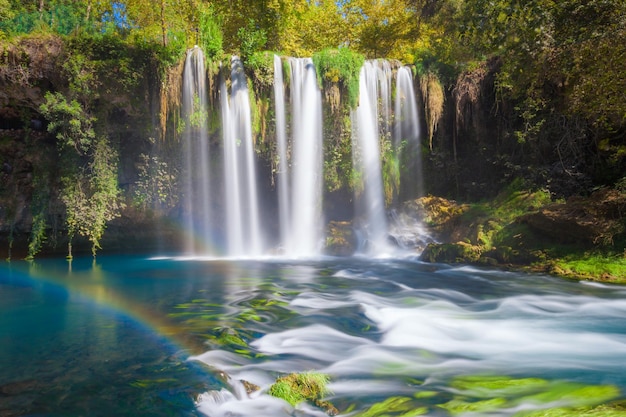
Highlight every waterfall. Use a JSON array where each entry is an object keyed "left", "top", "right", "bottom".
[
  {"left": 376, "top": 60, "right": 393, "bottom": 137},
  {"left": 181, "top": 47, "right": 212, "bottom": 254},
  {"left": 220, "top": 57, "right": 263, "bottom": 257},
  {"left": 286, "top": 58, "right": 324, "bottom": 257},
  {"left": 390, "top": 65, "right": 429, "bottom": 250},
  {"left": 273, "top": 55, "right": 290, "bottom": 251},
  {"left": 394, "top": 66, "right": 423, "bottom": 198},
  {"left": 352, "top": 61, "right": 391, "bottom": 254},
  {"left": 179, "top": 48, "right": 424, "bottom": 258}
]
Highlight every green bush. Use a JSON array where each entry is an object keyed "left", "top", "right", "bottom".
[
  {"left": 198, "top": 4, "right": 223, "bottom": 59},
  {"left": 313, "top": 48, "right": 365, "bottom": 108}
]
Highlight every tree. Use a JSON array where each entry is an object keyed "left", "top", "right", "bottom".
[
  {"left": 282, "top": 0, "right": 348, "bottom": 56},
  {"left": 343, "top": 0, "right": 420, "bottom": 59},
  {"left": 40, "top": 91, "right": 124, "bottom": 258},
  {"left": 123, "top": 0, "right": 191, "bottom": 47},
  {"left": 0, "top": 0, "right": 14, "bottom": 22}
]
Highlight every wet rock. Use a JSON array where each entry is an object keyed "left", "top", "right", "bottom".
[
  {"left": 519, "top": 188, "right": 626, "bottom": 245},
  {"left": 240, "top": 380, "right": 260, "bottom": 395},
  {"left": 400, "top": 196, "right": 470, "bottom": 241},
  {"left": 324, "top": 221, "right": 356, "bottom": 256},
  {"left": 420, "top": 242, "right": 482, "bottom": 263}
]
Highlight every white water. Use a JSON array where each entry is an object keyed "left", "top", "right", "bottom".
[
  {"left": 190, "top": 261, "right": 626, "bottom": 417},
  {"left": 181, "top": 47, "right": 212, "bottom": 254},
  {"left": 289, "top": 58, "right": 324, "bottom": 256},
  {"left": 394, "top": 66, "right": 420, "bottom": 149},
  {"left": 352, "top": 61, "right": 391, "bottom": 255},
  {"left": 376, "top": 60, "right": 393, "bottom": 137},
  {"left": 181, "top": 50, "right": 425, "bottom": 257},
  {"left": 221, "top": 57, "right": 263, "bottom": 257},
  {"left": 273, "top": 55, "right": 290, "bottom": 251},
  {"left": 394, "top": 65, "right": 423, "bottom": 198},
  {"left": 388, "top": 66, "right": 427, "bottom": 248}
]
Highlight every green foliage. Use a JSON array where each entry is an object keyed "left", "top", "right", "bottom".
[
  {"left": 83, "top": 137, "right": 124, "bottom": 256},
  {"left": 188, "top": 94, "right": 208, "bottom": 129},
  {"left": 0, "top": 0, "right": 13, "bottom": 22},
  {"left": 197, "top": 4, "right": 223, "bottom": 59},
  {"left": 39, "top": 91, "right": 95, "bottom": 154},
  {"left": 26, "top": 212, "right": 47, "bottom": 261},
  {"left": 58, "top": 137, "right": 124, "bottom": 257},
  {"left": 313, "top": 48, "right": 365, "bottom": 109},
  {"left": 40, "top": 89, "right": 123, "bottom": 257},
  {"left": 268, "top": 372, "right": 331, "bottom": 407},
  {"left": 245, "top": 50, "right": 275, "bottom": 91},
  {"left": 0, "top": 3, "right": 92, "bottom": 36},
  {"left": 381, "top": 132, "right": 399, "bottom": 205},
  {"left": 26, "top": 166, "right": 52, "bottom": 260},
  {"left": 237, "top": 19, "right": 267, "bottom": 61},
  {"left": 62, "top": 52, "right": 99, "bottom": 103},
  {"left": 454, "top": 0, "right": 626, "bottom": 176},
  {"left": 323, "top": 112, "right": 354, "bottom": 192}
]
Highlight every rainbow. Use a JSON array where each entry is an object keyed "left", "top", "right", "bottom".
[{"left": 2, "top": 258, "right": 208, "bottom": 355}]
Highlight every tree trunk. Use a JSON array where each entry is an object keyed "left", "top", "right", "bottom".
[
  {"left": 85, "top": 0, "right": 92, "bottom": 23},
  {"left": 39, "top": 0, "right": 44, "bottom": 20}
]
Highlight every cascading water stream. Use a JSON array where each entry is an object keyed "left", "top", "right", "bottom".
[
  {"left": 181, "top": 49, "right": 424, "bottom": 257},
  {"left": 181, "top": 46, "right": 212, "bottom": 254},
  {"left": 390, "top": 65, "right": 429, "bottom": 249},
  {"left": 273, "top": 57, "right": 325, "bottom": 257},
  {"left": 394, "top": 66, "right": 420, "bottom": 148},
  {"left": 376, "top": 60, "right": 393, "bottom": 137},
  {"left": 273, "top": 55, "right": 290, "bottom": 252},
  {"left": 286, "top": 58, "right": 324, "bottom": 257},
  {"left": 352, "top": 61, "right": 391, "bottom": 255},
  {"left": 394, "top": 66, "right": 423, "bottom": 197},
  {"left": 221, "top": 57, "right": 263, "bottom": 257}
]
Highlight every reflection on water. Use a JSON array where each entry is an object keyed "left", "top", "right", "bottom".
[{"left": 1, "top": 256, "right": 625, "bottom": 416}]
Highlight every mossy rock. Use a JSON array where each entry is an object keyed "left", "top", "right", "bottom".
[
  {"left": 401, "top": 196, "right": 469, "bottom": 236},
  {"left": 268, "top": 372, "right": 338, "bottom": 415},
  {"left": 325, "top": 221, "right": 356, "bottom": 256},
  {"left": 420, "top": 242, "right": 482, "bottom": 264}
]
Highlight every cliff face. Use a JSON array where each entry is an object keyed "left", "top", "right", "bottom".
[
  {"left": 0, "top": 35, "right": 166, "bottom": 257},
  {"left": 1, "top": 36, "right": 623, "bottom": 260}
]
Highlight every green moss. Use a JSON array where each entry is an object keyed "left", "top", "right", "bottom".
[
  {"left": 354, "top": 396, "right": 428, "bottom": 417},
  {"left": 552, "top": 254, "right": 626, "bottom": 282},
  {"left": 268, "top": 371, "right": 333, "bottom": 410},
  {"left": 420, "top": 242, "right": 482, "bottom": 263},
  {"left": 439, "top": 397, "right": 508, "bottom": 415},
  {"left": 515, "top": 403, "right": 626, "bottom": 417},
  {"left": 451, "top": 375, "right": 549, "bottom": 397},
  {"left": 442, "top": 375, "right": 621, "bottom": 416},
  {"left": 522, "top": 383, "right": 620, "bottom": 408},
  {"left": 245, "top": 50, "right": 276, "bottom": 91},
  {"left": 312, "top": 48, "right": 365, "bottom": 108}
]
